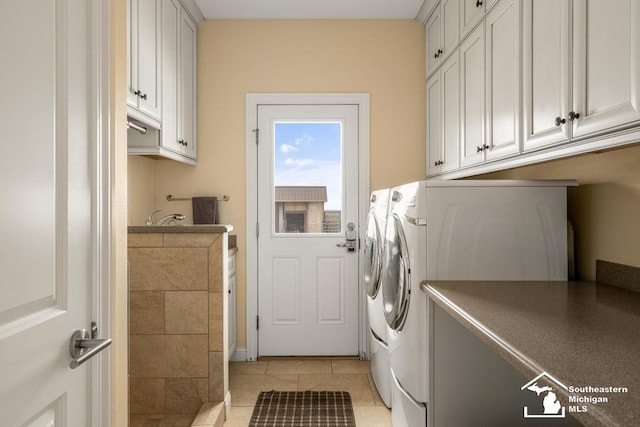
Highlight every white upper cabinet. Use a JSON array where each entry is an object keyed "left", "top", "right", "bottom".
[
  {"left": 426, "top": 52, "right": 461, "bottom": 177},
  {"left": 425, "top": 7, "right": 442, "bottom": 77},
  {"left": 459, "top": 24, "right": 485, "bottom": 167},
  {"left": 426, "top": 70, "right": 443, "bottom": 176},
  {"left": 426, "top": 0, "right": 640, "bottom": 178},
  {"left": 179, "top": 10, "right": 197, "bottom": 160},
  {"left": 127, "top": 0, "right": 162, "bottom": 125},
  {"left": 129, "top": 0, "right": 199, "bottom": 165},
  {"left": 571, "top": 0, "right": 640, "bottom": 139},
  {"left": 524, "top": 0, "right": 640, "bottom": 151},
  {"left": 522, "top": 0, "right": 572, "bottom": 150},
  {"left": 484, "top": 0, "right": 520, "bottom": 161},
  {"left": 160, "top": 0, "right": 182, "bottom": 154},
  {"left": 460, "top": 0, "right": 485, "bottom": 38},
  {"left": 160, "top": 0, "right": 197, "bottom": 161},
  {"left": 426, "top": 0, "right": 459, "bottom": 78}
]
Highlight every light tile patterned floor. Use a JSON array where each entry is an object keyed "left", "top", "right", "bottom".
[{"left": 224, "top": 358, "right": 392, "bottom": 426}]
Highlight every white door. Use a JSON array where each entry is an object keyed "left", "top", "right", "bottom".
[
  {"left": 0, "top": 1, "right": 109, "bottom": 426},
  {"left": 256, "top": 104, "right": 360, "bottom": 356}
]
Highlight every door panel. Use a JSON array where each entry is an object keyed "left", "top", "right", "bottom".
[
  {"left": 257, "top": 105, "right": 359, "bottom": 356},
  {"left": 522, "top": 0, "right": 570, "bottom": 150},
  {"left": 0, "top": 0, "right": 105, "bottom": 425},
  {"left": 572, "top": 0, "right": 640, "bottom": 138}
]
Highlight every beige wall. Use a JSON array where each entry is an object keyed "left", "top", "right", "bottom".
[
  {"left": 128, "top": 19, "right": 426, "bottom": 350},
  {"left": 475, "top": 144, "right": 640, "bottom": 281},
  {"left": 111, "top": 0, "right": 129, "bottom": 425},
  {"left": 128, "top": 156, "right": 157, "bottom": 225}
]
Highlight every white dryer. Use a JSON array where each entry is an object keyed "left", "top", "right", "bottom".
[
  {"left": 363, "top": 188, "right": 391, "bottom": 407},
  {"left": 381, "top": 180, "right": 575, "bottom": 427}
]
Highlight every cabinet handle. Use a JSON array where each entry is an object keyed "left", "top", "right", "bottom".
[
  {"left": 483, "top": 144, "right": 489, "bottom": 150},
  {"left": 476, "top": 0, "right": 483, "bottom": 7},
  {"left": 555, "top": 116, "right": 566, "bottom": 127},
  {"left": 569, "top": 111, "right": 580, "bottom": 121},
  {"left": 133, "top": 89, "right": 141, "bottom": 96},
  {"left": 434, "top": 48, "right": 443, "bottom": 59},
  {"left": 140, "top": 93, "right": 147, "bottom": 100},
  {"left": 477, "top": 146, "right": 483, "bottom": 153}
]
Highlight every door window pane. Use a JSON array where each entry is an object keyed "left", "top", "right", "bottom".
[{"left": 273, "top": 122, "right": 342, "bottom": 234}]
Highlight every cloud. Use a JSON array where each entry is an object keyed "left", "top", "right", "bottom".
[
  {"left": 285, "top": 158, "right": 314, "bottom": 167},
  {"left": 295, "top": 134, "right": 314, "bottom": 145},
  {"left": 280, "top": 144, "right": 298, "bottom": 153}
]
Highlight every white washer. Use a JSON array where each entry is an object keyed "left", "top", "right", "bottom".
[
  {"left": 381, "top": 180, "right": 574, "bottom": 427},
  {"left": 363, "top": 188, "right": 392, "bottom": 407}
]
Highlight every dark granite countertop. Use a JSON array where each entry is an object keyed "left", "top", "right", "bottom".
[
  {"left": 128, "top": 224, "right": 233, "bottom": 233},
  {"left": 421, "top": 280, "right": 640, "bottom": 427}
]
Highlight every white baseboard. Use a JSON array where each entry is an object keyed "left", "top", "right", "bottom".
[{"left": 230, "top": 347, "right": 247, "bottom": 362}]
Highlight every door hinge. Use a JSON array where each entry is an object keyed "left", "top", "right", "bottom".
[
  {"left": 252, "top": 128, "right": 259, "bottom": 144},
  {"left": 256, "top": 315, "right": 260, "bottom": 330},
  {"left": 256, "top": 222, "right": 260, "bottom": 238}
]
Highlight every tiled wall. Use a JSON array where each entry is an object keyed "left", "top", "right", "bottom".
[{"left": 128, "top": 231, "right": 228, "bottom": 421}]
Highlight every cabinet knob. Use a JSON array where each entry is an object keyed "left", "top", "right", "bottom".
[
  {"left": 477, "top": 146, "right": 483, "bottom": 153},
  {"left": 483, "top": 144, "right": 489, "bottom": 150},
  {"left": 133, "top": 90, "right": 141, "bottom": 96},
  {"left": 555, "top": 116, "right": 566, "bottom": 127},
  {"left": 140, "top": 93, "right": 148, "bottom": 100},
  {"left": 569, "top": 111, "right": 580, "bottom": 121},
  {"left": 476, "top": 0, "right": 483, "bottom": 7}
]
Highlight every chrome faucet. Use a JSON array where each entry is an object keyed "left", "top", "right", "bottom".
[{"left": 145, "top": 209, "right": 185, "bottom": 226}]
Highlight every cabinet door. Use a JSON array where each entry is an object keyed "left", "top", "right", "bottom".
[
  {"left": 136, "top": 0, "right": 162, "bottom": 120},
  {"left": 127, "top": 0, "right": 138, "bottom": 108},
  {"left": 485, "top": 0, "right": 520, "bottom": 161},
  {"left": 425, "top": 8, "right": 442, "bottom": 78},
  {"left": 571, "top": 0, "right": 640, "bottom": 138},
  {"left": 441, "top": 0, "right": 459, "bottom": 58},
  {"left": 426, "top": 72, "right": 443, "bottom": 176},
  {"left": 459, "top": 24, "right": 485, "bottom": 167},
  {"left": 441, "top": 52, "right": 460, "bottom": 172},
  {"left": 161, "top": 0, "right": 182, "bottom": 154},
  {"left": 179, "top": 11, "right": 197, "bottom": 160},
  {"left": 522, "top": 0, "right": 570, "bottom": 151},
  {"left": 460, "top": 0, "right": 485, "bottom": 38}
]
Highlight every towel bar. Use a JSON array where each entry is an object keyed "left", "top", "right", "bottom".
[{"left": 166, "top": 194, "right": 230, "bottom": 202}]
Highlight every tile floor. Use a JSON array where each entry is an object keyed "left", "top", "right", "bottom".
[{"left": 224, "top": 357, "right": 392, "bottom": 426}]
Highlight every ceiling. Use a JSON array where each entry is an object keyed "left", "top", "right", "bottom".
[{"left": 193, "top": 0, "right": 425, "bottom": 20}]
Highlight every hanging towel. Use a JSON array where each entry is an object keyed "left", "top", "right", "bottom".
[{"left": 192, "top": 197, "right": 219, "bottom": 224}]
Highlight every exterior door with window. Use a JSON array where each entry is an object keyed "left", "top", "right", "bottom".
[
  {"left": 0, "top": 1, "right": 109, "bottom": 425},
  {"left": 256, "top": 104, "right": 360, "bottom": 356}
]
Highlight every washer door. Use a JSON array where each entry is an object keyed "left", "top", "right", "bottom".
[
  {"left": 363, "top": 210, "right": 383, "bottom": 298},
  {"left": 382, "top": 213, "right": 410, "bottom": 331}
]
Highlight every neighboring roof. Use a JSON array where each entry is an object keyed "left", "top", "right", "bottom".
[{"left": 275, "top": 186, "right": 327, "bottom": 202}]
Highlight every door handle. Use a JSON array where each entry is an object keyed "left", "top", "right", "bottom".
[
  {"left": 337, "top": 222, "right": 358, "bottom": 252},
  {"left": 69, "top": 323, "right": 112, "bottom": 369}
]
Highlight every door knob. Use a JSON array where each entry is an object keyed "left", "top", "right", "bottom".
[{"left": 69, "top": 322, "right": 112, "bottom": 369}]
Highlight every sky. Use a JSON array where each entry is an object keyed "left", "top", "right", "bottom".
[{"left": 274, "top": 122, "right": 343, "bottom": 210}]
